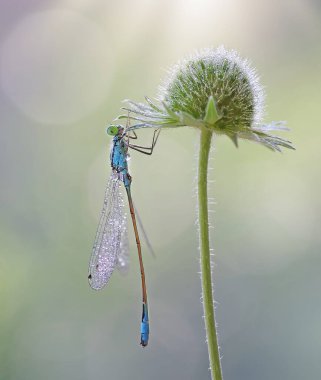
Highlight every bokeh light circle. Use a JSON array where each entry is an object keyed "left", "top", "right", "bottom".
[{"left": 0, "top": 10, "right": 113, "bottom": 124}]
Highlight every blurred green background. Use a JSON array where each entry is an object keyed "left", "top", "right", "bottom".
[{"left": 1, "top": 1, "right": 320, "bottom": 379}]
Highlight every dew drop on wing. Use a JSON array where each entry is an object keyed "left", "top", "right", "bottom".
[
  {"left": 88, "top": 172, "right": 125, "bottom": 290},
  {"left": 116, "top": 212, "right": 130, "bottom": 275}
]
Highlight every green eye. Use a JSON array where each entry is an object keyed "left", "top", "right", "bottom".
[{"left": 106, "top": 125, "right": 119, "bottom": 136}]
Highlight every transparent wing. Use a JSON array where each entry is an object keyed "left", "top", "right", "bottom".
[
  {"left": 134, "top": 204, "right": 156, "bottom": 258},
  {"left": 116, "top": 214, "right": 130, "bottom": 275},
  {"left": 88, "top": 172, "right": 125, "bottom": 290},
  {"left": 116, "top": 201, "right": 156, "bottom": 276}
]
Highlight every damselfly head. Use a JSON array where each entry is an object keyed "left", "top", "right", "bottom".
[{"left": 106, "top": 124, "right": 124, "bottom": 136}]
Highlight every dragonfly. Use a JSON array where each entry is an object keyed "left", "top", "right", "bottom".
[{"left": 88, "top": 120, "right": 160, "bottom": 347}]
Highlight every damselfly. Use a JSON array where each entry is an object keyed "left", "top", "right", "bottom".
[{"left": 88, "top": 120, "right": 160, "bottom": 347}]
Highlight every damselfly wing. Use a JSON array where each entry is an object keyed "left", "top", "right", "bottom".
[{"left": 88, "top": 172, "right": 126, "bottom": 290}]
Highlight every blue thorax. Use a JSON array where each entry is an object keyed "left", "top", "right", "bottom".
[
  {"left": 110, "top": 135, "right": 131, "bottom": 188},
  {"left": 110, "top": 136, "right": 128, "bottom": 171}
]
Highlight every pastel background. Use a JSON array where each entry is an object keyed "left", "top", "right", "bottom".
[{"left": 1, "top": 1, "right": 320, "bottom": 379}]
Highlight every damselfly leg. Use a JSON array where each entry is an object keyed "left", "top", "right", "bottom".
[{"left": 127, "top": 129, "right": 160, "bottom": 155}]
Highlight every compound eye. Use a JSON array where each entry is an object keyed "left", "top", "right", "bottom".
[{"left": 106, "top": 125, "right": 119, "bottom": 136}]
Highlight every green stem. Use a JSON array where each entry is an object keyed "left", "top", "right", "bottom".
[{"left": 198, "top": 128, "right": 223, "bottom": 380}]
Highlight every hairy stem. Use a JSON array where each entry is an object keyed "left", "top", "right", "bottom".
[{"left": 198, "top": 128, "right": 222, "bottom": 380}]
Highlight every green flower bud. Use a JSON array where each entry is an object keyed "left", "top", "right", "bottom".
[
  {"left": 120, "top": 46, "right": 294, "bottom": 151},
  {"left": 161, "top": 47, "right": 263, "bottom": 133}
]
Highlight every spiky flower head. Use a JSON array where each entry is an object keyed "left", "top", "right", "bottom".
[{"left": 119, "top": 46, "right": 293, "bottom": 151}]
